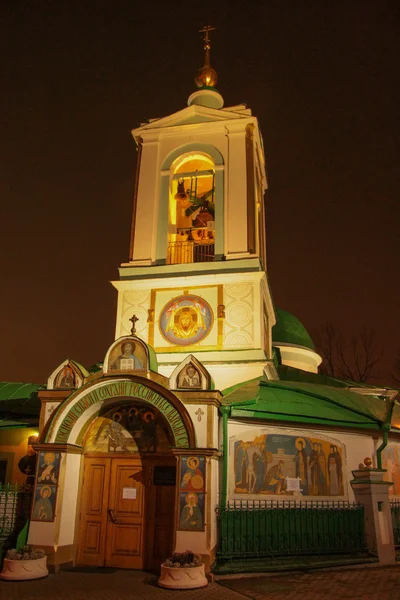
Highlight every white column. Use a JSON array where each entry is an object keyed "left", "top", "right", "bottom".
[
  {"left": 225, "top": 124, "right": 248, "bottom": 257},
  {"left": 132, "top": 136, "right": 160, "bottom": 265}
]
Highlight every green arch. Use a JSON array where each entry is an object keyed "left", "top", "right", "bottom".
[{"left": 47, "top": 379, "right": 194, "bottom": 448}]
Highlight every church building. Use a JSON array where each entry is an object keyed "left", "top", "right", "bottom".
[{"left": 2, "top": 28, "right": 400, "bottom": 572}]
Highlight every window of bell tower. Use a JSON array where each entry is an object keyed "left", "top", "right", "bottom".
[{"left": 167, "top": 152, "right": 215, "bottom": 265}]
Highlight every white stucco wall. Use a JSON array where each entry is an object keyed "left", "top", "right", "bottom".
[{"left": 57, "top": 453, "right": 83, "bottom": 546}]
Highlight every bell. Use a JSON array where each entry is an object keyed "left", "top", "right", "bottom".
[
  {"left": 174, "top": 178, "right": 189, "bottom": 201},
  {"left": 193, "top": 207, "right": 213, "bottom": 228}
]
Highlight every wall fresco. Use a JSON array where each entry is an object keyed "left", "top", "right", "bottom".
[
  {"left": 32, "top": 451, "right": 61, "bottom": 523},
  {"left": 83, "top": 405, "right": 173, "bottom": 453},
  {"left": 178, "top": 455, "right": 205, "bottom": 531},
  {"left": 382, "top": 445, "right": 400, "bottom": 495},
  {"left": 233, "top": 433, "right": 345, "bottom": 497}
]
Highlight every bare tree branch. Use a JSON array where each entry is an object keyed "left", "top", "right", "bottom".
[
  {"left": 313, "top": 323, "right": 381, "bottom": 383},
  {"left": 392, "top": 351, "right": 400, "bottom": 386}
]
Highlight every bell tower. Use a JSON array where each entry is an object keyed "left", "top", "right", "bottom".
[{"left": 113, "top": 27, "right": 275, "bottom": 390}]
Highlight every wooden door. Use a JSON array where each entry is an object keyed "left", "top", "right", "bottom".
[
  {"left": 77, "top": 457, "right": 111, "bottom": 566},
  {"left": 145, "top": 463, "right": 176, "bottom": 572},
  {"left": 105, "top": 458, "right": 145, "bottom": 569}
]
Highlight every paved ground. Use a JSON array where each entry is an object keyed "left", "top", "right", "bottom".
[
  {"left": 1, "top": 565, "right": 400, "bottom": 600},
  {"left": 218, "top": 565, "right": 400, "bottom": 599},
  {"left": 0, "top": 568, "right": 245, "bottom": 600}
]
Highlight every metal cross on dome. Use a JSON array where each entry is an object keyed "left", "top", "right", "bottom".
[
  {"left": 130, "top": 314, "right": 139, "bottom": 336},
  {"left": 199, "top": 25, "right": 216, "bottom": 48}
]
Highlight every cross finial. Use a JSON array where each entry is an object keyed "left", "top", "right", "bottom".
[
  {"left": 129, "top": 314, "right": 139, "bottom": 336},
  {"left": 199, "top": 25, "right": 216, "bottom": 51}
]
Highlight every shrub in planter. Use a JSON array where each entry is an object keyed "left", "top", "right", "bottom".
[
  {"left": 158, "top": 550, "right": 208, "bottom": 589},
  {"left": 0, "top": 546, "right": 48, "bottom": 581}
]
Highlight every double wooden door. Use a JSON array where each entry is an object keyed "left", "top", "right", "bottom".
[{"left": 77, "top": 456, "right": 175, "bottom": 570}]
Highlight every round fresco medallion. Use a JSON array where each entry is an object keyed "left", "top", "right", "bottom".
[{"left": 159, "top": 295, "right": 213, "bottom": 346}]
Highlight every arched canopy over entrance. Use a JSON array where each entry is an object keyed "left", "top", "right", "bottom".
[{"left": 43, "top": 377, "right": 195, "bottom": 449}]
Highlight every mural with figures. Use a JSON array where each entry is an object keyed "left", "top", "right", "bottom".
[
  {"left": 233, "top": 432, "right": 345, "bottom": 497},
  {"left": 382, "top": 445, "right": 400, "bottom": 495},
  {"left": 83, "top": 404, "right": 174, "bottom": 453}
]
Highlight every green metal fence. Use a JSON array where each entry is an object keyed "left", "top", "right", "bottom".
[
  {"left": 390, "top": 500, "right": 400, "bottom": 546},
  {"left": 217, "top": 500, "right": 366, "bottom": 560},
  {"left": 0, "top": 484, "right": 32, "bottom": 560}
]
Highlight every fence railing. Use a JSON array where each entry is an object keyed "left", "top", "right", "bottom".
[
  {"left": 390, "top": 500, "right": 400, "bottom": 546},
  {"left": 216, "top": 500, "right": 366, "bottom": 560},
  {"left": 167, "top": 241, "right": 215, "bottom": 265},
  {"left": 0, "top": 484, "right": 32, "bottom": 558}
]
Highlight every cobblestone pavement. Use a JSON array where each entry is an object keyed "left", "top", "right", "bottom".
[
  {"left": 1, "top": 565, "right": 400, "bottom": 600},
  {"left": 217, "top": 565, "right": 400, "bottom": 600},
  {"left": 0, "top": 568, "right": 245, "bottom": 600}
]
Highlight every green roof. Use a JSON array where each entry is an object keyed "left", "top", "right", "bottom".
[
  {"left": 88, "top": 363, "right": 103, "bottom": 375},
  {"left": 272, "top": 308, "right": 315, "bottom": 350},
  {"left": 223, "top": 377, "right": 388, "bottom": 430},
  {"left": 0, "top": 382, "right": 44, "bottom": 418},
  {"left": 0, "top": 419, "right": 37, "bottom": 429},
  {"left": 147, "top": 344, "right": 158, "bottom": 373},
  {"left": 277, "top": 364, "right": 353, "bottom": 388}
]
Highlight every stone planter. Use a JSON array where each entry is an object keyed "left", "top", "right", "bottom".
[
  {"left": 158, "top": 562, "right": 208, "bottom": 589},
  {"left": 0, "top": 556, "right": 48, "bottom": 581}
]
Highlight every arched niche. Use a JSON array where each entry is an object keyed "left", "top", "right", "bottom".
[
  {"left": 169, "top": 355, "right": 212, "bottom": 391},
  {"left": 161, "top": 143, "right": 224, "bottom": 170},
  {"left": 42, "top": 377, "right": 196, "bottom": 449},
  {"left": 48, "top": 359, "right": 89, "bottom": 391},
  {"left": 157, "top": 143, "right": 225, "bottom": 263},
  {"left": 80, "top": 400, "right": 174, "bottom": 454}
]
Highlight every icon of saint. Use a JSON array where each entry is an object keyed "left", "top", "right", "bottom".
[
  {"left": 111, "top": 341, "right": 144, "bottom": 371},
  {"left": 38, "top": 452, "right": 58, "bottom": 484},
  {"left": 180, "top": 457, "right": 204, "bottom": 490},
  {"left": 179, "top": 492, "right": 203, "bottom": 530},
  {"left": 166, "top": 305, "right": 206, "bottom": 340},
  {"left": 59, "top": 367, "right": 75, "bottom": 388},
  {"left": 180, "top": 365, "right": 201, "bottom": 388},
  {"left": 33, "top": 486, "right": 54, "bottom": 521}
]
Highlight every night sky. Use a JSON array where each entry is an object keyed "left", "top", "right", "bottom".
[{"left": 1, "top": 2, "right": 399, "bottom": 385}]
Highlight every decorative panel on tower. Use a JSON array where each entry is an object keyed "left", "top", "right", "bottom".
[{"left": 150, "top": 287, "right": 221, "bottom": 351}]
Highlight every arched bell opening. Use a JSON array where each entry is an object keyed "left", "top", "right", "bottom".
[{"left": 76, "top": 398, "right": 179, "bottom": 572}]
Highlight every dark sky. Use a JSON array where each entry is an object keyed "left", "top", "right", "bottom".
[{"left": 1, "top": 1, "right": 399, "bottom": 385}]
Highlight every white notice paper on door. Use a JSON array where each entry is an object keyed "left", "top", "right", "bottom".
[{"left": 122, "top": 487, "right": 137, "bottom": 499}]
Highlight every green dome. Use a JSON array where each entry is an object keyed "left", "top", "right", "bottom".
[
  {"left": 147, "top": 343, "right": 158, "bottom": 372},
  {"left": 272, "top": 308, "right": 315, "bottom": 351}
]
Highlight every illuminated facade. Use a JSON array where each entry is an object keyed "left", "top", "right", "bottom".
[{"left": 2, "top": 29, "right": 398, "bottom": 573}]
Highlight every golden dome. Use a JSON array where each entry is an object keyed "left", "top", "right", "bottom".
[
  {"left": 195, "top": 65, "right": 218, "bottom": 88},
  {"left": 195, "top": 25, "right": 218, "bottom": 89}
]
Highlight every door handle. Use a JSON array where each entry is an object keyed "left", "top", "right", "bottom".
[{"left": 108, "top": 509, "right": 118, "bottom": 524}]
